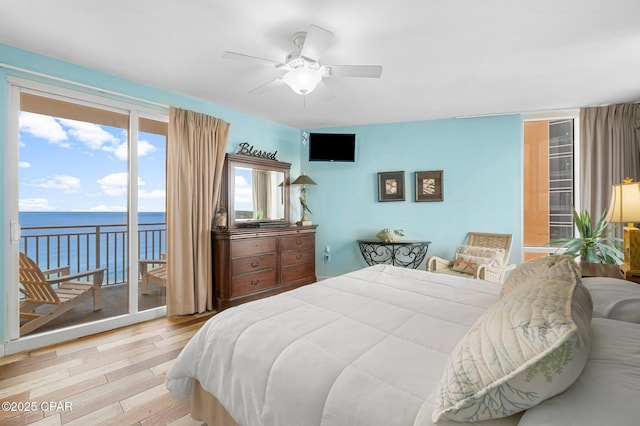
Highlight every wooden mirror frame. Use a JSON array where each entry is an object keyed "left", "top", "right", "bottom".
[{"left": 221, "top": 153, "right": 291, "bottom": 228}]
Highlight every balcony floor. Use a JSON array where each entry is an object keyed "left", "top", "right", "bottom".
[{"left": 20, "top": 282, "right": 166, "bottom": 336}]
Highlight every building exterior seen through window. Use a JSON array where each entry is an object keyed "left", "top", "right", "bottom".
[{"left": 523, "top": 119, "right": 575, "bottom": 261}]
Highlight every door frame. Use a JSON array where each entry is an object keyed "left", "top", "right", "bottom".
[{"left": 4, "top": 77, "right": 168, "bottom": 355}]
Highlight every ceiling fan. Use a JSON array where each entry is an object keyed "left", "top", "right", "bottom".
[{"left": 222, "top": 24, "right": 383, "bottom": 96}]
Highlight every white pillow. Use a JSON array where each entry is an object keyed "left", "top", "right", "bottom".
[
  {"left": 432, "top": 275, "right": 592, "bottom": 422},
  {"left": 583, "top": 277, "right": 640, "bottom": 323},
  {"left": 455, "top": 245, "right": 505, "bottom": 268},
  {"left": 500, "top": 255, "right": 577, "bottom": 298},
  {"left": 519, "top": 318, "right": 640, "bottom": 426},
  {"left": 451, "top": 253, "right": 493, "bottom": 275}
]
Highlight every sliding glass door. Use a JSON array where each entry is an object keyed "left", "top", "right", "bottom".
[
  {"left": 8, "top": 79, "right": 167, "bottom": 347},
  {"left": 137, "top": 117, "right": 168, "bottom": 311}
]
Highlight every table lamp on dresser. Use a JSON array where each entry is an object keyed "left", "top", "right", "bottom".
[
  {"left": 291, "top": 173, "right": 317, "bottom": 226},
  {"left": 605, "top": 178, "right": 640, "bottom": 276}
]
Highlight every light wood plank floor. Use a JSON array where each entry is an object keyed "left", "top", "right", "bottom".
[{"left": 0, "top": 312, "right": 216, "bottom": 426}]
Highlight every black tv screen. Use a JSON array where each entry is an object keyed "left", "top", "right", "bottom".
[{"left": 308, "top": 133, "right": 356, "bottom": 162}]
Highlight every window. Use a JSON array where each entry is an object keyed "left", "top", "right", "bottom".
[{"left": 523, "top": 117, "right": 577, "bottom": 261}]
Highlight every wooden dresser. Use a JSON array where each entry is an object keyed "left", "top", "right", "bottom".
[{"left": 212, "top": 225, "right": 317, "bottom": 310}]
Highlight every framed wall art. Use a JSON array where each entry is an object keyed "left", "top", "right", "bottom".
[
  {"left": 415, "top": 170, "right": 443, "bottom": 202},
  {"left": 378, "top": 171, "right": 405, "bottom": 202}
]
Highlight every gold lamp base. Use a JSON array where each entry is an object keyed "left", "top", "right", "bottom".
[
  {"left": 296, "top": 212, "right": 312, "bottom": 227},
  {"left": 623, "top": 226, "right": 640, "bottom": 275}
]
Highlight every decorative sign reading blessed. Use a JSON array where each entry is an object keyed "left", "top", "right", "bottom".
[{"left": 237, "top": 142, "right": 278, "bottom": 160}]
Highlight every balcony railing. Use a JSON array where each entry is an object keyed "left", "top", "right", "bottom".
[{"left": 19, "top": 222, "right": 166, "bottom": 286}]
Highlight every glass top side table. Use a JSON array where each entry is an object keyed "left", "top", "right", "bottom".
[{"left": 357, "top": 240, "right": 431, "bottom": 269}]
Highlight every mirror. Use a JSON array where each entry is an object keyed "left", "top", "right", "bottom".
[
  {"left": 233, "top": 167, "right": 286, "bottom": 221},
  {"left": 223, "top": 154, "right": 290, "bottom": 228}
]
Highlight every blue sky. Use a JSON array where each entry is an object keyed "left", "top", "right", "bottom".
[{"left": 18, "top": 112, "right": 166, "bottom": 212}]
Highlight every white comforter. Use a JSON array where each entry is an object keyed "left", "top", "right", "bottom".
[{"left": 166, "top": 265, "right": 522, "bottom": 426}]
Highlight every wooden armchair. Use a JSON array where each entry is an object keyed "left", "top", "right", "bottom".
[
  {"left": 19, "top": 252, "right": 105, "bottom": 336},
  {"left": 426, "top": 232, "right": 515, "bottom": 283},
  {"left": 139, "top": 255, "right": 167, "bottom": 294}
]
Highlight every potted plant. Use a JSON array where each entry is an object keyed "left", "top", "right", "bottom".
[{"left": 551, "top": 208, "right": 623, "bottom": 264}]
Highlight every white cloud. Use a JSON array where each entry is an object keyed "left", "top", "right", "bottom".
[
  {"left": 58, "top": 118, "right": 119, "bottom": 150},
  {"left": 235, "top": 175, "right": 252, "bottom": 204},
  {"left": 20, "top": 198, "right": 55, "bottom": 211},
  {"left": 138, "top": 140, "right": 157, "bottom": 157},
  {"left": 20, "top": 114, "right": 153, "bottom": 163},
  {"left": 98, "top": 172, "right": 144, "bottom": 196},
  {"left": 111, "top": 139, "right": 157, "bottom": 161},
  {"left": 139, "top": 189, "right": 165, "bottom": 199},
  {"left": 27, "top": 174, "right": 81, "bottom": 193},
  {"left": 98, "top": 172, "right": 128, "bottom": 196},
  {"left": 19, "top": 112, "right": 70, "bottom": 147},
  {"left": 19, "top": 161, "right": 31, "bottom": 168},
  {"left": 114, "top": 142, "right": 128, "bottom": 160},
  {"left": 85, "top": 205, "right": 127, "bottom": 212}
]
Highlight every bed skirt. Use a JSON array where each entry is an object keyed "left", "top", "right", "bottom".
[{"left": 191, "top": 380, "right": 238, "bottom": 426}]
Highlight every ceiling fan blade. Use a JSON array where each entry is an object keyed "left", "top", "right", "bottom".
[
  {"left": 222, "top": 51, "right": 283, "bottom": 68},
  {"left": 300, "top": 24, "right": 334, "bottom": 62},
  {"left": 323, "top": 65, "right": 383, "bottom": 78},
  {"left": 249, "top": 77, "right": 286, "bottom": 95}
]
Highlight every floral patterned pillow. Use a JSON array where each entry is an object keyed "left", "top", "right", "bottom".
[
  {"left": 500, "top": 255, "right": 578, "bottom": 298},
  {"left": 432, "top": 274, "right": 593, "bottom": 422}
]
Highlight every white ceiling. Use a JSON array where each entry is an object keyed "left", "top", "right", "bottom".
[{"left": 1, "top": 0, "right": 639, "bottom": 129}]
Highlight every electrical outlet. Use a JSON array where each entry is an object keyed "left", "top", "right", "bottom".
[{"left": 324, "top": 244, "right": 331, "bottom": 263}]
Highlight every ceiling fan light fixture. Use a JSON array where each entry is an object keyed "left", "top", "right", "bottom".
[{"left": 283, "top": 67, "right": 322, "bottom": 95}]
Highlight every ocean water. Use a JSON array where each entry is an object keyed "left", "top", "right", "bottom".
[
  {"left": 19, "top": 212, "right": 166, "bottom": 284},
  {"left": 19, "top": 211, "right": 165, "bottom": 228}
]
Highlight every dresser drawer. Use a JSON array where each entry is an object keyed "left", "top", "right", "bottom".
[
  {"left": 281, "top": 234, "right": 315, "bottom": 251},
  {"left": 231, "top": 238, "right": 276, "bottom": 258},
  {"left": 232, "top": 253, "right": 276, "bottom": 275},
  {"left": 231, "top": 269, "right": 277, "bottom": 297},
  {"left": 282, "top": 262, "right": 315, "bottom": 284},
  {"left": 281, "top": 248, "right": 314, "bottom": 267}
]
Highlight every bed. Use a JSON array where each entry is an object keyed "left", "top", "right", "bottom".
[{"left": 166, "top": 259, "right": 640, "bottom": 425}]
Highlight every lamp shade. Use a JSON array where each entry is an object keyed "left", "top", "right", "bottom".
[
  {"left": 283, "top": 68, "right": 322, "bottom": 95},
  {"left": 605, "top": 181, "right": 640, "bottom": 223},
  {"left": 291, "top": 173, "right": 317, "bottom": 186}
]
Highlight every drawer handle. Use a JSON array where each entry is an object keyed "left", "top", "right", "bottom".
[
  {"left": 250, "top": 261, "right": 260, "bottom": 267},
  {"left": 250, "top": 279, "right": 260, "bottom": 286},
  {"left": 296, "top": 239, "right": 302, "bottom": 245},
  {"left": 296, "top": 254, "right": 303, "bottom": 260}
]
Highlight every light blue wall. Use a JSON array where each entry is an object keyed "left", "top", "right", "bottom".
[
  {"left": 0, "top": 43, "right": 524, "bottom": 344},
  {"left": 0, "top": 44, "right": 300, "bottom": 343},
  {"left": 303, "top": 116, "right": 524, "bottom": 277}
]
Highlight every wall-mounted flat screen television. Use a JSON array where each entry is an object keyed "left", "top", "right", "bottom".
[{"left": 308, "top": 133, "right": 356, "bottom": 162}]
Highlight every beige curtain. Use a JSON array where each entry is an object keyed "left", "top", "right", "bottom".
[
  {"left": 580, "top": 103, "right": 640, "bottom": 220},
  {"left": 167, "top": 107, "right": 229, "bottom": 315},
  {"left": 252, "top": 170, "right": 271, "bottom": 219}
]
